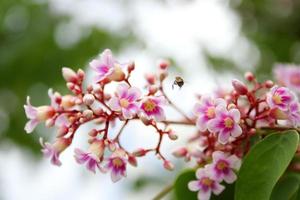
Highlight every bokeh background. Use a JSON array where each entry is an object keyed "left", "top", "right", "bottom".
[{"left": 0, "top": 0, "right": 299, "bottom": 199}]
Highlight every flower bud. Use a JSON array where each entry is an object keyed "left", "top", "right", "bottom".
[
  {"left": 244, "top": 72, "right": 255, "bottom": 81},
  {"left": 53, "top": 137, "right": 72, "bottom": 153},
  {"left": 36, "top": 106, "right": 55, "bottom": 121},
  {"left": 45, "top": 118, "right": 55, "bottom": 127},
  {"left": 148, "top": 85, "right": 158, "bottom": 95},
  {"left": 83, "top": 109, "right": 93, "bottom": 119},
  {"left": 66, "top": 82, "right": 75, "bottom": 91},
  {"left": 107, "top": 65, "right": 125, "bottom": 81},
  {"left": 172, "top": 147, "right": 188, "bottom": 157},
  {"left": 132, "top": 148, "right": 147, "bottom": 157},
  {"left": 128, "top": 155, "right": 138, "bottom": 167},
  {"left": 61, "top": 95, "right": 75, "bottom": 109},
  {"left": 57, "top": 125, "right": 69, "bottom": 137},
  {"left": 163, "top": 160, "right": 174, "bottom": 171},
  {"left": 83, "top": 94, "right": 95, "bottom": 105},
  {"left": 88, "top": 139, "right": 105, "bottom": 158},
  {"left": 77, "top": 69, "right": 85, "bottom": 80},
  {"left": 232, "top": 79, "right": 248, "bottom": 95},
  {"left": 145, "top": 73, "right": 156, "bottom": 85},
  {"left": 127, "top": 62, "right": 135, "bottom": 72},
  {"left": 265, "top": 80, "right": 274, "bottom": 88},
  {"left": 168, "top": 131, "right": 178, "bottom": 140},
  {"left": 62, "top": 67, "right": 78, "bottom": 83},
  {"left": 158, "top": 59, "right": 170, "bottom": 70},
  {"left": 88, "top": 129, "right": 98, "bottom": 137}
]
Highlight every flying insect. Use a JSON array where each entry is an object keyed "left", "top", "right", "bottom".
[{"left": 172, "top": 76, "right": 184, "bottom": 89}]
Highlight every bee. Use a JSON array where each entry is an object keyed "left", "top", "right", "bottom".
[{"left": 172, "top": 76, "right": 184, "bottom": 89}]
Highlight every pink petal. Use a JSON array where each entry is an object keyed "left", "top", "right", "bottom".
[
  {"left": 228, "top": 155, "right": 241, "bottom": 170},
  {"left": 197, "top": 190, "right": 211, "bottom": 200},
  {"left": 111, "top": 171, "right": 122, "bottom": 183},
  {"left": 196, "top": 168, "right": 206, "bottom": 179},
  {"left": 153, "top": 107, "right": 166, "bottom": 121},
  {"left": 218, "top": 131, "right": 230, "bottom": 144},
  {"left": 223, "top": 170, "right": 237, "bottom": 184},
  {"left": 188, "top": 180, "right": 200, "bottom": 192},
  {"left": 212, "top": 182, "right": 225, "bottom": 195},
  {"left": 122, "top": 108, "right": 134, "bottom": 119},
  {"left": 24, "top": 119, "right": 39, "bottom": 133},
  {"left": 108, "top": 97, "right": 121, "bottom": 111},
  {"left": 231, "top": 125, "right": 242, "bottom": 138},
  {"left": 196, "top": 116, "right": 208, "bottom": 132},
  {"left": 229, "top": 109, "right": 240, "bottom": 122},
  {"left": 116, "top": 83, "right": 129, "bottom": 98},
  {"left": 127, "top": 87, "right": 142, "bottom": 101},
  {"left": 207, "top": 119, "right": 220, "bottom": 133},
  {"left": 101, "top": 49, "right": 115, "bottom": 67},
  {"left": 212, "top": 151, "right": 225, "bottom": 161}
]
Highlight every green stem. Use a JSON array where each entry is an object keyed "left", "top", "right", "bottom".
[{"left": 153, "top": 184, "right": 173, "bottom": 200}]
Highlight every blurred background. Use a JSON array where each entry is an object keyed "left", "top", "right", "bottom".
[{"left": 0, "top": 0, "right": 299, "bottom": 199}]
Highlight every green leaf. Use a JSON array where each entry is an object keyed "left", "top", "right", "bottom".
[
  {"left": 271, "top": 173, "right": 300, "bottom": 200},
  {"left": 235, "top": 130, "right": 299, "bottom": 200},
  {"left": 174, "top": 169, "right": 235, "bottom": 200},
  {"left": 174, "top": 169, "right": 198, "bottom": 200}
]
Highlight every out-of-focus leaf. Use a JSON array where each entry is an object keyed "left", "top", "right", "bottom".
[{"left": 235, "top": 130, "right": 299, "bottom": 200}]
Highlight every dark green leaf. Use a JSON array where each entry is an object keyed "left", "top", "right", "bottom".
[
  {"left": 235, "top": 130, "right": 299, "bottom": 200},
  {"left": 271, "top": 173, "right": 300, "bottom": 200}
]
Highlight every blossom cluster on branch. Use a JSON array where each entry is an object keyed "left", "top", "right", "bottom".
[{"left": 24, "top": 49, "right": 300, "bottom": 199}]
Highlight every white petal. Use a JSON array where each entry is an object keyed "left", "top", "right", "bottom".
[
  {"left": 229, "top": 109, "right": 241, "bottom": 122},
  {"left": 108, "top": 97, "right": 121, "bottom": 111},
  {"left": 212, "top": 183, "right": 225, "bottom": 195},
  {"left": 231, "top": 125, "right": 242, "bottom": 137},
  {"left": 24, "top": 119, "right": 39, "bottom": 134},
  {"left": 197, "top": 190, "right": 211, "bottom": 200},
  {"left": 223, "top": 170, "right": 237, "bottom": 184},
  {"left": 218, "top": 131, "right": 230, "bottom": 144},
  {"left": 188, "top": 181, "right": 200, "bottom": 192}
]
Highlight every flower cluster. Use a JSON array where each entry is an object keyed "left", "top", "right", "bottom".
[
  {"left": 24, "top": 49, "right": 173, "bottom": 182},
  {"left": 24, "top": 50, "right": 300, "bottom": 199}
]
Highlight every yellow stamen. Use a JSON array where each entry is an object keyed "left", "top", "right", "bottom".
[
  {"left": 206, "top": 107, "right": 215, "bottom": 118},
  {"left": 224, "top": 117, "right": 234, "bottom": 128},
  {"left": 112, "top": 158, "right": 123, "bottom": 167},
  {"left": 120, "top": 98, "right": 129, "bottom": 108},
  {"left": 201, "top": 177, "right": 213, "bottom": 187},
  {"left": 143, "top": 99, "right": 156, "bottom": 112},
  {"left": 216, "top": 160, "right": 228, "bottom": 170}
]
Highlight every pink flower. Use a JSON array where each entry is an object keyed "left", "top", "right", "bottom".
[
  {"left": 274, "top": 64, "right": 300, "bottom": 93},
  {"left": 208, "top": 106, "right": 242, "bottom": 144},
  {"left": 24, "top": 97, "right": 55, "bottom": 133},
  {"left": 103, "top": 149, "right": 127, "bottom": 182},
  {"left": 40, "top": 137, "right": 71, "bottom": 166},
  {"left": 209, "top": 151, "right": 241, "bottom": 183},
  {"left": 287, "top": 101, "right": 300, "bottom": 127},
  {"left": 74, "top": 139, "right": 105, "bottom": 173},
  {"left": 266, "top": 86, "right": 296, "bottom": 111},
  {"left": 108, "top": 84, "right": 141, "bottom": 119},
  {"left": 193, "top": 96, "right": 226, "bottom": 132},
  {"left": 89, "top": 49, "right": 125, "bottom": 83},
  {"left": 188, "top": 167, "right": 225, "bottom": 200},
  {"left": 139, "top": 96, "right": 166, "bottom": 121}
]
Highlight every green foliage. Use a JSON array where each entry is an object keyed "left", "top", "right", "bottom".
[
  {"left": 235, "top": 130, "right": 299, "bottom": 200},
  {"left": 271, "top": 173, "right": 300, "bottom": 200}
]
